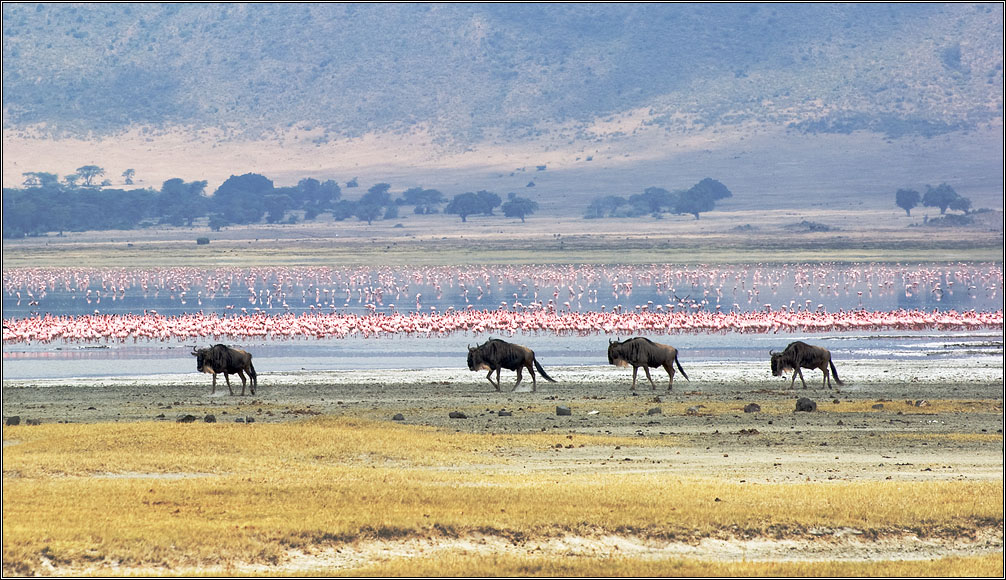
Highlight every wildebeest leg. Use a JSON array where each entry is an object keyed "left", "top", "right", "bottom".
[
  {"left": 796, "top": 368, "right": 807, "bottom": 389},
  {"left": 642, "top": 366, "right": 657, "bottom": 390},
  {"left": 789, "top": 370, "right": 798, "bottom": 389},
  {"left": 821, "top": 366, "right": 830, "bottom": 389},
  {"left": 237, "top": 370, "right": 248, "bottom": 396},
  {"left": 663, "top": 363, "right": 675, "bottom": 391},
  {"left": 528, "top": 361, "right": 537, "bottom": 392},
  {"left": 486, "top": 369, "right": 501, "bottom": 391},
  {"left": 223, "top": 373, "right": 234, "bottom": 395},
  {"left": 211, "top": 373, "right": 217, "bottom": 394},
  {"left": 630, "top": 366, "right": 639, "bottom": 390},
  {"left": 513, "top": 366, "right": 524, "bottom": 391}
]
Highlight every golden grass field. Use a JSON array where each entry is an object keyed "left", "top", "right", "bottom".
[
  {"left": 3, "top": 415, "right": 1002, "bottom": 577},
  {"left": 3, "top": 360, "right": 1003, "bottom": 576}
]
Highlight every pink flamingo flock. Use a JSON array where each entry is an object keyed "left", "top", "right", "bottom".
[{"left": 3, "top": 264, "right": 1002, "bottom": 345}]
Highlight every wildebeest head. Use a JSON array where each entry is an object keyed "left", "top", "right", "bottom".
[
  {"left": 467, "top": 341, "right": 489, "bottom": 371},
  {"left": 769, "top": 349, "right": 787, "bottom": 376},
  {"left": 192, "top": 346, "right": 211, "bottom": 373},
  {"left": 607, "top": 338, "right": 630, "bottom": 367}
]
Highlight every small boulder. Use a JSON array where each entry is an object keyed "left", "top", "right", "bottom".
[
  {"left": 392, "top": 413, "right": 405, "bottom": 421},
  {"left": 203, "top": 415, "right": 216, "bottom": 423},
  {"left": 5, "top": 416, "right": 20, "bottom": 426},
  {"left": 647, "top": 407, "right": 662, "bottom": 416},
  {"left": 556, "top": 406, "right": 572, "bottom": 416},
  {"left": 498, "top": 409, "right": 513, "bottom": 417},
  {"left": 449, "top": 411, "right": 467, "bottom": 419},
  {"left": 795, "top": 398, "right": 817, "bottom": 412},
  {"left": 177, "top": 414, "right": 197, "bottom": 423},
  {"left": 743, "top": 403, "right": 761, "bottom": 413}
]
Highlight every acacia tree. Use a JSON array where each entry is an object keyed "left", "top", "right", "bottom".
[
  {"left": 398, "top": 187, "right": 445, "bottom": 214},
  {"left": 76, "top": 165, "right": 105, "bottom": 187},
  {"left": 445, "top": 192, "right": 484, "bottom": 222},
  {"left": 922, "top": 183, "right": 960, "bottom": 215},
  {"left": 475, "top": 190, "right": 501, "bottom": 216},
  {"left": 501, "top": 193, "right": 539, "bottom": 222},
  {"left": 675, "top": 178, "right": 733, "bottom": 220},
  {"left": 895, "top": 188, "right": 921, "bottom": 216}
]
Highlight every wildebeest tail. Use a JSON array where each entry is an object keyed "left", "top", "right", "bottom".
[
  {"left": 829, "top": 360, "right": 843, "bottom": 386},
  {"left": 534, "top": 359, "right": 557, "bottom": 383},
  {"left": 675, "top": 356, "right": 689, "bottom": 381}
]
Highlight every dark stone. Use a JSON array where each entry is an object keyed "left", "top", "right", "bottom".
[
  {"left": 556, "top": 406, "right": 572, "bottom": 416},
  {"left": 449, "top": 411, "right": 467, "bottom": 419},
  {"left": 177, "top": 414, "right": 197, "bottom": 423},
  {"left": 5, "top": 416, "right": 20, "bottom": 426},
  {"left": 204, "top": 415, "right": 216, "bottom": 423},
  {"left": 392, "top": 413, "right": 405, "bottom": 421},
  {"left": 795, "top": 398, "right": 817, "bottom": 412},
  {"left": 647, "top": 407, "right": 662, "bottom": 416},
  {"left": 743, "top": 403, "right": 761, "bottom": 413},
  {"left": 498, "top": 409, "right": 513, "bottom": 417}
]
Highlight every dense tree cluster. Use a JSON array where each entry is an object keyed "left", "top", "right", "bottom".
[
  {"left": 584, "top": 178, "right": 733, "bottom": 220},
  {"left": 2, "top": 167, "right": 547, "bottom": 238},
  {"left": 894, "top": 183, "right": 971, "bottom": 216}
]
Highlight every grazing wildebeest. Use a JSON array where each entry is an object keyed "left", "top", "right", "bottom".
[
  {"left": 607, "top": 337, "right": 689, "bottom": 391},
  {"left": 191, "top": 344, "right": 257, "bottom": 395},
  {"left": 467, "top": 338, "right": 556, "bottom": 391},
  {"left": 770, "top": 341, "right": 843, "bottom": 389}
]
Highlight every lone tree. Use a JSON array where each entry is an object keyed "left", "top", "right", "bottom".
[
  {"left": 922, "top": 183, "right": 962, "bottom": 215},
  {"left": 501, "top": 193, "right": 539, "bottom": 222},
  {"left": 895, "top": 188, "right": 921, "bottom": 216},
  {"left": 676, "top": 178, "right": 733, "bottom": 219},
  {"left": 445, "top": 192, "right": 484, "bottom": 222},
  {"left": 76, "top": 165, "right": 105, "bottom": 187}
]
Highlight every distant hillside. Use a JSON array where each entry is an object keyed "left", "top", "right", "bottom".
[{"left": 3, "top": 3, "right": 1002, "bottom": 143}]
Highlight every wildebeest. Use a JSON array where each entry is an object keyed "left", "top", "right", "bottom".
[
  {"left": 770, "top": 341, "right": 843, "bottom": 389},
  {"left": 467, "top": 338, "right": 556, "bottom": 391},
  {"left": 607, "top": 337, "right": 689, "bottom": 391},
  {"left": 191, "top": 344, "right": 257, "bottom": 395}
]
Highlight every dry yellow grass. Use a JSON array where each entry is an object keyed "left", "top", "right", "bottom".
[
  {"left": 346, "top": 552, "right": 1004, "bottom": 578},
  {"left": 3, "top": 417, "right": 1001, "bottom": 575}
]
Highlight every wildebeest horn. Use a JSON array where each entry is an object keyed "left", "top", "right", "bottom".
[{"left": 769, "top": 349, "right": 777, "bottom": 356}]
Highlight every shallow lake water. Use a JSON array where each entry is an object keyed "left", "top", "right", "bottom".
[{"left": 3, "top": 264, "right": 1002, "bottom": 381}]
